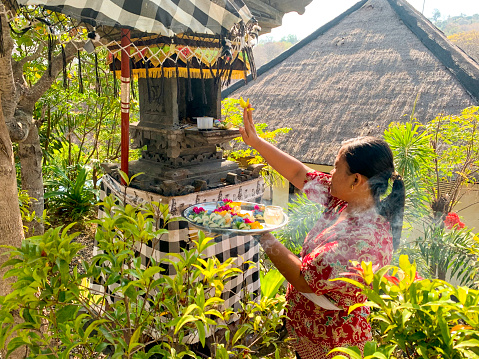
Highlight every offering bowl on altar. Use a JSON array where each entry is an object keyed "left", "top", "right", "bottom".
[{"left": 196, "top": 117, "right": 214, "bottom": 129}]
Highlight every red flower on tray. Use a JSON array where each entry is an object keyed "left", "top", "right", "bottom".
[
  {"left": 193, "top": 206, "right": 206, "bottom": 214},
  {"left": 444, "top": 212, "right": 465, "bottom": 230}
]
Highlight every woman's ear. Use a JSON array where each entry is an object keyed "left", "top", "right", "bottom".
[
  {"left": 353, "top": 173, "right": 361, "bottom": 184},
  {"left": 356, "top": 173, "right": 368, "bottom": 186}
]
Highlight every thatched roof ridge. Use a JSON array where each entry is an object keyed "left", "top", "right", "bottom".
[
  {"left": 387, "top": 0, "right": 479, "bottom": 101},
  {"left": 222, "top": 0, "right": 479, "bottom": 166},
  {"left": 223, "top": 0, "right": 369, "bottom": 98}
]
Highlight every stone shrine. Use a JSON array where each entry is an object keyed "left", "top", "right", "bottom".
[{"left": 102, "top": 75, "right": 262, "bottom": 196}]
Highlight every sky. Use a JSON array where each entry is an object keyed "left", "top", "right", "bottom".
[{"left": 265, "top": 0, "right": 479, "bottom": 41}]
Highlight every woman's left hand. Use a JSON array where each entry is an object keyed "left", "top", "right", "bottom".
[{"left": 239, "top": 104, "right": 260, "bottom": 148}]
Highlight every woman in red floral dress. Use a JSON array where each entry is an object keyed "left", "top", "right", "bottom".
[{"left": 239, "top": 105, "right": 405, "bottom": 359}]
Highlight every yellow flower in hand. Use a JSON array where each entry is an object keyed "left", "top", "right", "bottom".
[{"left": 239, "top": 97, "right": 254, "bottom": 111}]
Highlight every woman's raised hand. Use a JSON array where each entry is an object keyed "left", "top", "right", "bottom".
[
  {"left": 239, "top": 104, "right": 260, "bottom": 148},
  {"left": 238, "top": 100, "right": 309, "bottom": 188}
]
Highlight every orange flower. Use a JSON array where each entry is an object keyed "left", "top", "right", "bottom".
[{"left": 250, "top": 222, "right": 263, "bottom": 229}]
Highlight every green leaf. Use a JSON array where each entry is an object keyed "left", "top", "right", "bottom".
[
  {"left": 174, "top": 315, "right": 197, "bottom": 334},
  {"left": 143, "top": 266, "right": 162, "bottom": 280},
  {"left": 22, "top": 308, "right": 36, "bottom": 324},
  {"left": 118, "top": 170, "right": 129, "bottom": 186},
  {"left": 128, "top": 326, "right": 142, "bottom": 354},
  {"left": 329, "top": 346, "right": 362, "bottom": 359},
  {"left": 455, "top": 339, "right": 479, "bottom": 349},
  {"left": 84, "top": 319, "right": 109, "bottom": 340},
  {"left": 195, "top": 321, "right": 206, "bottom": 348},
  {"left": 363, "top": 341, "right": 377, "bottom": 356},
  {"left": 260, "top": 269, "right": 286, "bottom": 299},
  {"left": 232, "top": 325, "right": 250, "bottom": 345},
  {"left": 74, "top": 313, "right": 90, "bottom": 333},
  {"left": 105, "top": 273, "right": 121, "bottom": 286},
  {"left": 56, "top": 305, "right": 79, "bottom": 323}
]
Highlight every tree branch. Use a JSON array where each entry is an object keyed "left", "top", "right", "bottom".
[
  {"left": 25, "top": 40, "right": 84, "bottom": 111},
  {"left": 14, "top": 42, "right": 45, "bottom": 70},
  {"left": 7, "top": 39, "right": 85, "bottom": 142}
]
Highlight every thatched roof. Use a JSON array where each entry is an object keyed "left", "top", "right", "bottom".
[{"left": 223, "top": 0, "right": 479, "bottom": 166}]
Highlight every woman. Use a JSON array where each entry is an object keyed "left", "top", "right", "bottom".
[{"left": 239, "top": 105, "right": 405, "bottom": 359}]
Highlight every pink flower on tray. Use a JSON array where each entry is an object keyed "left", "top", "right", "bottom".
[
  {"left": 214, "top": 205, "right": 232, "bottom": 212},
  {"left": 193, "top": 206, "right": 206, "bottom": 214},
  {"left": 244, "top": 218, "right": 254, "bottom": 224}
]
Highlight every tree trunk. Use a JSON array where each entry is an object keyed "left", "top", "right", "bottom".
[
  {"left": 18, "top": 122, "right": 44, "bottom": 236},
  {"left": 0, "top": 93, "right": 24, "bottom": 294},
  {"left": 437, "top": 267, "right": 447, "bottom": 281},
  {"left": 0, "top": 88, "right": 26, "bottom": 359},
  {"left": 0, "top": 3, "right": 25, "bottom": 296}
]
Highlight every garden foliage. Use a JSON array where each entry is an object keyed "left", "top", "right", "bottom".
[
  {"left": 44, "top": 164, "right": 98, "bottom": 222},
  {"left": 0, "top": 195, "right": 287, "bottom": 358},
  {"left": 331, "top": 256, "right": 479, "bottom": 359},
  {"left": 384, "top": 106, "right": 479, "bottom": 284}
]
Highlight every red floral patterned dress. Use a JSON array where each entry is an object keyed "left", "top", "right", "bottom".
[{"left": 285, "top": 171, "right": 393, "bottom": 359}]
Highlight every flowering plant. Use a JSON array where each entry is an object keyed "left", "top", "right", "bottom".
[
  {"left": 444, "top": 212, "right": 465, "bottom": 229},
  {"left": 331, "top": 255, "right": 479, "bottom": 359}
]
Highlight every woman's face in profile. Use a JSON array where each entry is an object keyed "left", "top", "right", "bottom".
[{"left": 330, "top": 150, "right": 354, "bottom": 200}]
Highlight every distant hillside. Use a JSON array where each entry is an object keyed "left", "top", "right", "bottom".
[
  {"left": 432, "top": 14, "right": 479, "bottom": 64},
  {"left": 252, "top": 35, "right": 298, "bottom": 68},
  {"left": 448, "top": 31, "right": 479, "bottom": 64},
  {"left": 434, "top": 14, "right": 479, "bottom": 36}
]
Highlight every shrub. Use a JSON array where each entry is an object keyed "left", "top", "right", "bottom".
[
  {"left": 331, "top": 256, "right": 479, "bottom": 358},
  {"left": 0, "top": 195, "right": 287, "bottom": 358},
  {"left": 44, "top": 164, "right": 98, "bottom": 222}
]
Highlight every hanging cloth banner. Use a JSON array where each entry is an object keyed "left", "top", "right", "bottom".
[
  {"left": 10, "top": 1, "right": 260, "bottom": 81},
  {"left": 15, "top": 0, "right": 254, "bottom": 37},
  {"left": 108, "top": 45, "right": 251, "bottom": 80}
]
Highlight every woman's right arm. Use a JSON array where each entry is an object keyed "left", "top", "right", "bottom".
[{"left": 239, "top": 105, "right": 311, "bottom": 190}]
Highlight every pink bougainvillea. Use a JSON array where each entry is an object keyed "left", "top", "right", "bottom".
[{"left": 444, "top": 212, "right": 465, "bottom": 230}]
